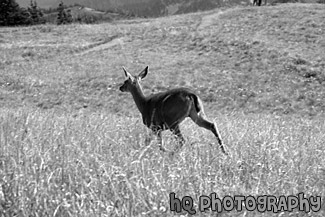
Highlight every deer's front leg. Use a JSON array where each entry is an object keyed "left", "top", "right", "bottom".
[
  {"left": 144, "top": 131, "right": 154, "bottom": 146},
  {"left": 145, "top": 128, "right": 166, "bottom": 152}
]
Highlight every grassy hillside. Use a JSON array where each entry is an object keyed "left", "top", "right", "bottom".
[
  {"left": 1, "top": 4, "right": 324, "bottom": 116},
  {"left": 0, "top": 4, "right": 325, "bottom": 216}
]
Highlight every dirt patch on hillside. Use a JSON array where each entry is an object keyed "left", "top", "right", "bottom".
[
  {"left": 197, "top": 10, "right": 225, "bottom": 30},
  {"left": 75, "top": 35, "right": 123, "bottom": 56}
]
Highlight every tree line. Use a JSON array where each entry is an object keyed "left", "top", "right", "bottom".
[
  {"left": 0, "top": 0, "right": 45, "bottom": 26},
  {"left": 0, "top": 0, "right": 106, "bottom": 26}
]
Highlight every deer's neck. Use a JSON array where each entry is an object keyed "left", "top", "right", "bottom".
[{"left": 130, "top": 85, "right": 147, "bottom": 115}]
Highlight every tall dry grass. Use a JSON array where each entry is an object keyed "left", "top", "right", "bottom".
[{"left": 0, "top": 109, "right": 324, "bottom": 216}]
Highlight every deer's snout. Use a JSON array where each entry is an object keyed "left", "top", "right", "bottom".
[{"left": 119, "top": 85, "right": 126, "bottom": 92}]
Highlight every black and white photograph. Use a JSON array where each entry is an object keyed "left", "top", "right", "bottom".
[{"left": 0, "top": 0, "right": 324, "bottom": 216}]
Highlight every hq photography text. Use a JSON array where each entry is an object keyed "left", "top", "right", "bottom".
[{"left": 169, "top": 192, "right": 321, "bottom": 215}]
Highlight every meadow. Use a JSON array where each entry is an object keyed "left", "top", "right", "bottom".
[{"left": 0, "top": 3, "right": 325, "bottom": 216}]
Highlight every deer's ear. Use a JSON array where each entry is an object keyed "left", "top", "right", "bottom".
[
  {"left": 122, "top": 67, "right": 132, "bottom": 79},
  {"left": 138, "top": 66, "right": 148, "bottom": 80}
]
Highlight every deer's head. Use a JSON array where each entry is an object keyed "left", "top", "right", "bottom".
[{"left": 119, "top": 66, "right": 148, "bottom": 92}]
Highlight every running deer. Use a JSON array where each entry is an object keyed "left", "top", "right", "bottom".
[{"left": 119, "top": 66, "right": 227, "bottom": 154}]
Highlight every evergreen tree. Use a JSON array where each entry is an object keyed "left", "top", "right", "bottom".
[
  {"left": 57, "top": 1, "right": 66, "bottom": 24},
  {"left": 14, "top": 7, "right": 32, "bottom": 25},
  {"left": 66, "top": 9, "right": 73, "bottom": 23},
  {"left": 57, "top": 1, "right": 72, "bottom": 25},
  {"left": 0, "top": 0, "right": 22, "bottom": 26},
  {"left": 28, "top": 0, "right": 44, "bottom": 24}
]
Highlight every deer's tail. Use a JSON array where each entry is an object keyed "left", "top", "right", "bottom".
[{"left": 191, "top": 94, "right": 204, "bottom": 113}]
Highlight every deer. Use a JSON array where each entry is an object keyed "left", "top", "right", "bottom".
[
  {"left": 119, "top": 66, "right": 227, "bottom": 154},
  {"left": 253, "top": 0, "right": 262, "bottom": 6}
]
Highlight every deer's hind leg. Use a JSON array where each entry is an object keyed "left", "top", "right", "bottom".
[
  {"left": 156, "top": 130, "right": 166, "bottom": 152},
  {"left": 154, "top": 129, "right": 166, "bottom": 152},
  {"left": 170, "top": 124, "right": 185, "bottom": 151},
  {"left": 189, "top": 109, "right": 226, "bottom": 154}
]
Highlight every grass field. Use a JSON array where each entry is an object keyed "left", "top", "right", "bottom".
[{"left": 1, "top": 3, "right": 325, "bottom": 216}]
